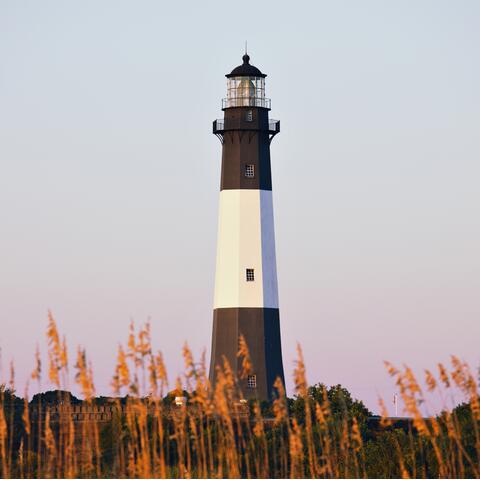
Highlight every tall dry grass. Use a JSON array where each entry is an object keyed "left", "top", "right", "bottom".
[{"left": 0, "top": 313, "right": 478, "bottom": 478}]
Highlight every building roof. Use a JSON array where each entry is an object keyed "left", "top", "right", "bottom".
[{"left": 226, "top": 54, "right": 267, "bottom": 78}]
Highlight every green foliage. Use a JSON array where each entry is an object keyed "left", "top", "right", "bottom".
[
  {"left": 30, "top": 390, "right": 80, "bottom": 405},
  {"left": 289, "top": 383, "right": 372, "bottom": 426},
  {"left": 1, "top": 382, "right": 479, "bottom": 478},
  {"left": 364, "top": 429, "right": 414, "bottom": 478}
]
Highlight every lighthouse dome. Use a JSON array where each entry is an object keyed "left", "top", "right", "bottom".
[{"left": 226, "top": 54, "right": 267, "bottom": 78}]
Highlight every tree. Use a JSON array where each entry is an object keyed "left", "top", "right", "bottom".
[
  {"left": 289, "top": 383, "right": 372, "bottom": 426},
  {"left": 30, "top": 390, "right": 80, "bottom": 405}
]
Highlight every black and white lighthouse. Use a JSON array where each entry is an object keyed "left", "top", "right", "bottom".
[{"left": 209, "top": 54, "right": 285, "bottom": 401}]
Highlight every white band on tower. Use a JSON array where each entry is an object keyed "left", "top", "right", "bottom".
[{"left": 213, "top": 189, "right": 279, "bottom": 309}]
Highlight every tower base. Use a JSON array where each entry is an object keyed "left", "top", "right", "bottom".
[{"left": 209, "top": 307, "right": 285, "bottom": 401}]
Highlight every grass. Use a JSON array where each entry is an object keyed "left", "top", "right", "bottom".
[{"left": 0, "top": 312, "right": 478, "bottom": 478}]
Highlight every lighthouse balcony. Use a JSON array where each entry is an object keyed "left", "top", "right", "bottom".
[{"left": 213, "top": 118, "right": 280, "bottom": 135}]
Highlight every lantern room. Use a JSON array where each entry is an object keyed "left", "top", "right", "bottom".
[{"left": 222, "top": 54, "right": 271, "bottom": 109}]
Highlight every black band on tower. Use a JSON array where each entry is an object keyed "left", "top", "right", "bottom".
[
  {"left": 209, "top": 307, "right": 285, "bottom": 401},
  {"left": 218, "top": 108, "right": 272, "bottom": 191}
]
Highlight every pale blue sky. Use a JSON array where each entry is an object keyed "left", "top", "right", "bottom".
[{"left": 1, "top": 0, "right": 479, "bottom": 413}]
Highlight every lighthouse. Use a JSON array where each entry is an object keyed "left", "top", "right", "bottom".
[{"left": 209, "top": 53, "right": 285, "bottom": 401}]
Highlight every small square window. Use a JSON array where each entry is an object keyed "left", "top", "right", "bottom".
[
  {"left": 247, "top": 374, "right": 257, "bottom": 388},
  {"left": 245, "top": 164, "right": 255, "bottom": 178},
  {"left": 246, "top": 110, "right": 253, "bottom": 122},
  {"left": 246, "top": 269, "right": 255, "bottom": 282}
]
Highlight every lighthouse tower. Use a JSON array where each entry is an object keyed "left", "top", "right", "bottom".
[{"left": 209, "top": 53, "right": 285, "bottom": 401}]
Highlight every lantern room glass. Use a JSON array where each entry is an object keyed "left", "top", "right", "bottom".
[{"left": 226, "top": 76, "right": 266, "bottom": 108}]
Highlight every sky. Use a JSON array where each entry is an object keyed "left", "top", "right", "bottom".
[{"left": 0, "top": 0, "right": 479, "bottom": 414}]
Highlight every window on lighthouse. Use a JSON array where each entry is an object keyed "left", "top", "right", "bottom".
[
  {"left": 245, "top": 164, "right": 255, "bottom": 178},
  {"left": 246, "top": 269, "right": 255, "bottom": 282},
  {"left": 247, "top": 375, "right": 257, "bottom": 388}
]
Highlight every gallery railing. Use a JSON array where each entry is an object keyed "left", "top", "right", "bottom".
[{"left": 213, "top": 118, "right": 280, "bottom": 135}]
